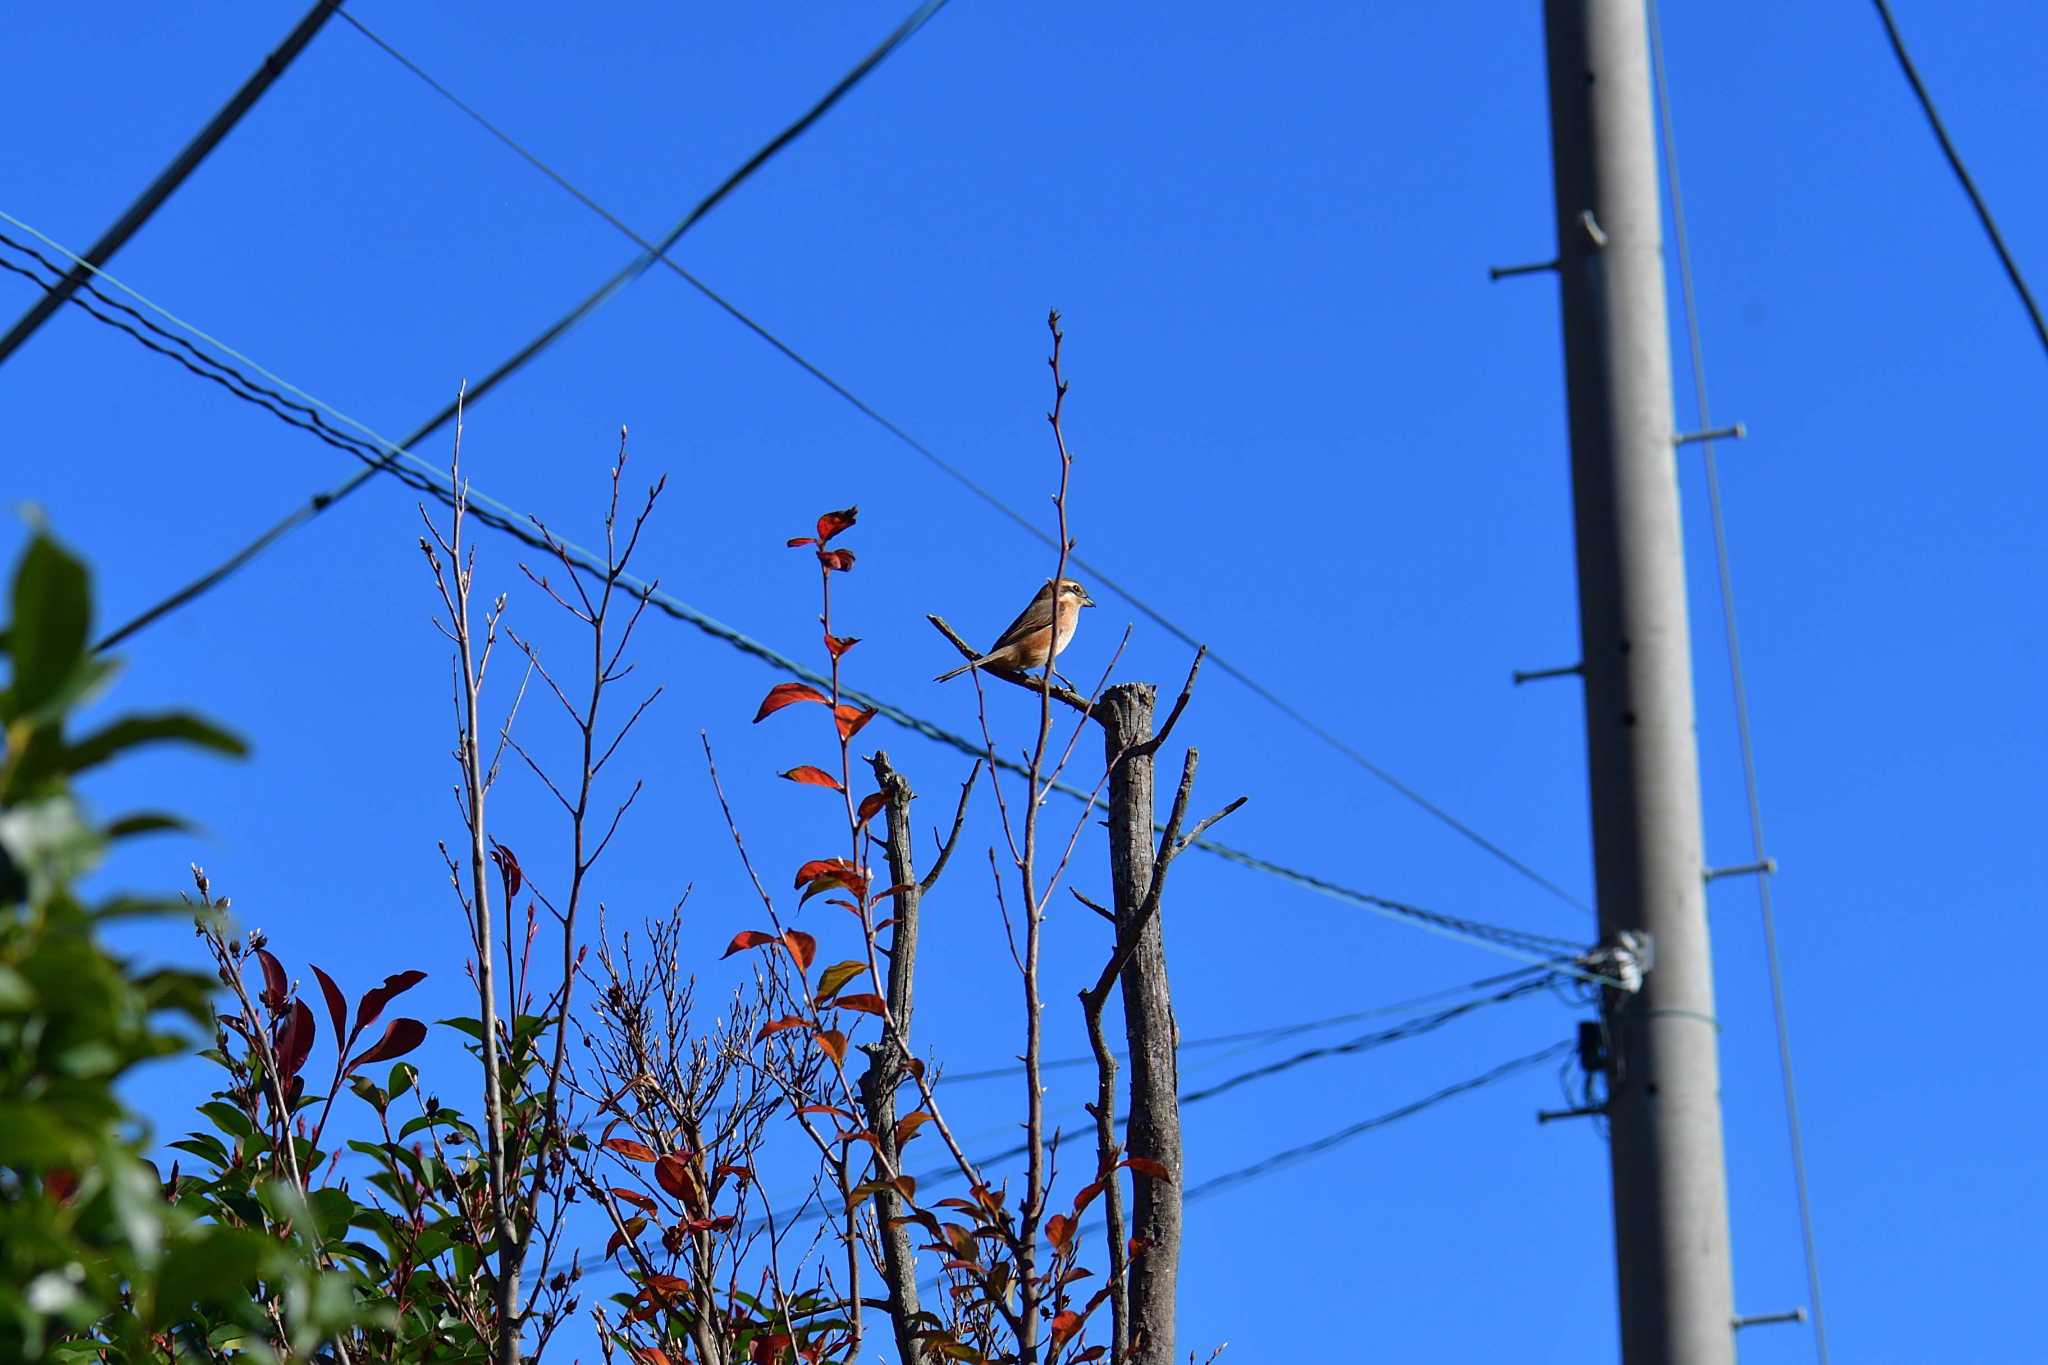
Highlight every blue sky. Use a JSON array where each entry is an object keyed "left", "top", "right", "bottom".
[{"left": 4, "top": 3, "right": 2044, "bottom": 1361}]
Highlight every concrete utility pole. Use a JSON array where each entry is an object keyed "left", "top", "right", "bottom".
[{"left": 1541, "top": 2, "right": 1738, "bottom": 1363}]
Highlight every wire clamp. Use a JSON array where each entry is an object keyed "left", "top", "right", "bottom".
[
  {"left": 1577, "top": 929, "right": 1653, "bottom": 994},
  {"left": 1733, "top": 1308, "right": 1807, "bottom": 1331},
  {"left": 1705, "top": 857, "right": 1777, "bottom": 882},
  {"left": 1675, "top": 421, "right": 1747, "bottom": 446},
  {"left": 1512, "top": 661, "right": 1582, "bottom": 686},
  {"left": 1579, "top": 209, "right": 1608, "bottom": 248}
]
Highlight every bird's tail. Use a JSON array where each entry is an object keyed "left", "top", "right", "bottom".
[{"left": 934, "top": 658, "right": 981, "bottom": 683}]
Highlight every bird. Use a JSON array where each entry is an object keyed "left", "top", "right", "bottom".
[{"left": 936, "top": 578, "right": 1097, "bottom": 684}]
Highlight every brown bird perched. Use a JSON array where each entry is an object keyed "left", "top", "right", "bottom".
[{"left": 936, "top": 578, "right": 1097, "bottom": 684}]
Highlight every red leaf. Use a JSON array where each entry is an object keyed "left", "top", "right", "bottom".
[
  {"left": 722, "top": 930, "right": 777, "bottom": 959},
  {"left": 630, "top": 1349, "right": 673, "bottom": 1365},
  {"left": 1049, "top": 1310, "right": 1084, "bottom": 1350},
  {"left": 488, "top": 840, "right": 522, "bottom": 901},
  {"left": 791, "top": 857, "right": 854, "bottom": 889},
  {"left": 655, "top": 1153, "right": 699, "bottom": 1206},
  {"left": 780, "top": 929, "right": 817, "bottom": 972},
  {"left": 271, "top": 999, "right": 316, "bottom": 1082},
  {"left": 796, "top": 1103, "right": 853, "bottom": 1121},
  {"left": 355, "top": 969, "right": 428, "bottom": 1036},
  {"left": 1071, "top": 1179, "right": 1106, "bottom": 1216},
  {"left": 346, "top": 1017, "right": 425, "bottom": 1072},
  {"left": 610, "top": 1187, "right": 658, "bottom": 1213},
  {"left": 892, "top": 1111, "right": 934, "bottom": 1147},
  {"left": 823, "top": 632, "right": 860, "bottom": 660},
  {"left": 779, "top": 765, "right": 844, "bottom": 791},
  {"left": 604, "top": 1215, "right": 647, "bottom": 1260},
  {"left": 833, "top": 703, "right": 877, "bottom": 742},
  {"left": 1073, "top": 1348, "right": 1108, "bottom": 1363},
  {"left": 816, "top": 547, "right": 855, "bottom": 573},
  {"left": 254, "top": 948, "right": 288, "bottom": 1013},
  {"left": 796, "top": 861, "right": 868, "bottom": 906},
  {"left": 309, "top": 964, "right": 347, "bottom": 1042},
  {"left": 815, "top": 506, "right": 858, "bottom": 543},
  {"left": 786, "top": 537, "right": 817, "bottom": 548},
  {"left": 755, "top": 1015, "right": 811, "bottom": 1042},
  {"left": 1122, "top": 1155, "right": 1171, "bottom": 1181},
  {"left": 856, "top": 791, "right": 887, "bottom": 825},
  {"left": 834, "top": 992, "right": 888, "bottom": 1019},
  {"left": 752, "top": 682, "right": 829, "bottom": 723},
  {"left": 604, "top": 1137, "right": 659, "bottom": 1163},
  {"left": 813, "top": 1029, "right": 848, "bottom": 1065},
  {"left": 750, "top": 1332, "right": 794, "bottom": 1365},
  {"left": 1045, "top": 1212, "right": 1075, "bottom": 1251},
  {"left": 714, "top": 1163, "right": 754, "bottom": 1185}
]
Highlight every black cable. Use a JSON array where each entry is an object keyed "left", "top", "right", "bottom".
[
  {"left": 1869, "top": 0, "right": 2048, "bottom": 356},
  {"left": 62, "top": 0, "right": 953, "bottom": 652},
  {"left": 336, "top": 8, "right": 1591, "bottom": 920},
  {"left": 0, "top": 0, "right": 346, "bottom": 367}
]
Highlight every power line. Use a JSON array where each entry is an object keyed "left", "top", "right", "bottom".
[
  {"left": 1867, "top": 0, "right": 2048, "bottom": 356},
  {"left": 334, "top": 11, "right": 1591, "bottom": 921},
  {"left": 0, "top": 0, "right": 345, "bottom": 368},
  {"left": 1647, "top": 8, "right": 1831, "bottom": 1361},
  {"left": 1176, "top": 1041, "right": 1570, "bottom": 1204},
  {"left": 935, "top": 963, "right": 1552, "bottom": 1084},
  {"left": 0, "top": 215, "right": 1595, "bottom": 982},
  {"left": 8, "top": 0, "right": 953, "bottom": 650}
]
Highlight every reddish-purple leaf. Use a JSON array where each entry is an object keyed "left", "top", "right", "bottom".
[
  {"left": 355, "top": 969, "right": 428, "bottom": 1036},
  {"left": 752, "top": 682, "right": 828, "bottom": 723},
  {"left": 814, "top": 506, "right": 858, "bottom": 544},
  {"left": 604, "top": 1137, "right": 659, "bottom": 1163},
  {"left": 823, "top": 632, "right": 859, "bottom": 660},
  {"left": 856, "top": 791, "right": 888, "bottom": 825},
  {"left": 721, "top": 930, "right": 777, "bottom": 959},
  {"left": 254, "top": 948, "right": 288, "bottom": 1014},
  {"left": 833, "top": 704, "right": 877, "bottom": 742},
  {"left": 610, "top": 1187, "right": 658, "bottom": 1213},
  {"left": 655, "top": 1153, "right": 699, "bottom": 1205},
  {"left": 1045, "top": 1212, "right": 1076, "bottom": 1251},
  {"left": 781, "top": 929, "right": 817, "bottom": 972},
  {"left": 754, "top": 1015, "right": 811, "bottom": 1042},
  {"left": 816, "top": 547, "right": 855, "bottom": 573},
  {"left": 1122, "top": 1155, "right": 1171, "bottom": 1182},
  {"left": 785, "top": 536, "right": 817, "bottom": 548},
  {"left": 779, "top": 765, "right": 844, "bottom": 791},
  {"left": 346, "top": 1016, "right": 426, "bottom": 1073},
  {"left": 309, "top": 964, "right": 347, "bottom": 1042},
  {"left": 489, "top": 841, "right": 522, "bottom": 901},
  {"left": 1049, "top": 1310, "right": 1084, "bottom": 1350},
  {"left": 274, "top": 999, "right": 316, "bottom": 1080}
]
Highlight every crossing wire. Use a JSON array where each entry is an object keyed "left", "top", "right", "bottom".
[
  {"left": 334, "top": 11, "right": 1592, "bottom": 920},
  {"left": 0, "top": 216, "right": 1599, "bottom": 984},
  {"left": 1646, "top": 6, "right": 1830, "bottom": 1361}
]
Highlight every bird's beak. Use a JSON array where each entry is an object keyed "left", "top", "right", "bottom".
[{"left": 1082, "top": 591, "right": 1097, "bottom": 607}]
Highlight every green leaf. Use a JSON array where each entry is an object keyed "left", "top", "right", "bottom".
[
  {"left": 814, "top": 959, "right": 869, "bottom": 1003},
  {"left": 8, "top": 531, "right": 92, "bottom": 717},
  {"left": 62, "top": 712, "right": 247, "bottom": 777},
  {"left": 104, "top": 811, "right": 190, "bottom": 840}
]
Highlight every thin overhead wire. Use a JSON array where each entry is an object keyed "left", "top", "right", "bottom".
[
  {"left": 335, "top": 11, "right": 1591, "bottom": 920},
  {"left": 1177, "top": 1041, "right": 1570, "bottom": 1203},
  {"left": 10, "top": 0, "right": 954, "bottom": 649},
  {"left": 0, "top": 0, "right": 345, "bottom": 367},
  {"left": 935, "top": 963, "right": 1552, "bottom": 1084},
  {"left": 0, "top": 214, "right": 1596, "bottom": 982},
  {"left": 1646, "top": 7, "right": 1830, "bottom": 1361},
  {"left": 1867, "top": 0, "right": 2048, "bottom": 357}
]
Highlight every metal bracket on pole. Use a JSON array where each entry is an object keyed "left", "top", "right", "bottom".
[
  {"left": 1577, "top": 208, "right": 1608, "bottom": 248},
  {"left": 1537, "top": 1103, "right": 1608, "bottom": 1125},
  {"left": 1705, "top": 857, "right": 1777, "bottom": 883},
  {"left": 1733, "top": 1308, "right": 1807, "bottom": 1331},
  {"left": 1489, "top": 258, "right": 1558, "bottom": 281},
  {"left": 1675, "top": 422, "right": 1747, "bottom": 446},
  {"left": 1513, "top": 662, "right": 1584, "bottom": 686}
]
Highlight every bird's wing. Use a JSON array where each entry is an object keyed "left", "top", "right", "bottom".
[{"left": 989, "top": 594, "right": 1054, "bottom": 652}]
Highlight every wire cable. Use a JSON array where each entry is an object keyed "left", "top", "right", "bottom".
[
  {"left": 935, "top": 963, "right": 1552, "bottom": 1084},
  {"left": 0, "top": 215, "right": 1597, "bottom": 982},
  {"left": 1647, "top": 8, "right": 1830, "bottom": 1360},
  {"left": 1867, "top": 0, "right": 2048, "bottom": 357},
  {"left": 0, "top": 0, "right": 345, "bottom": 367},
  {"left": 334, "top": 10, "right": 1591, "bottom": 920}
]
